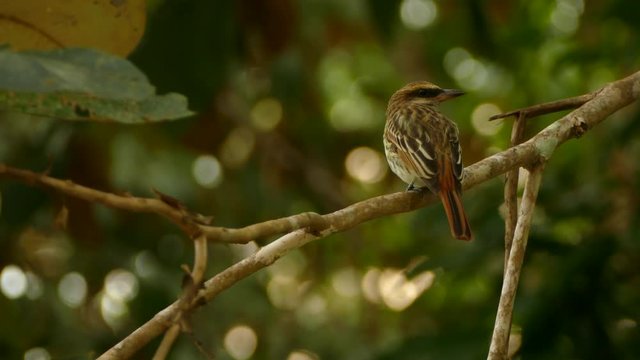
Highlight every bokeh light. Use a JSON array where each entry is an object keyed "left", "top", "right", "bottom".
[
  {"left": 287, "top": 350, "right": 319, "bottom": 360},
  {"left": 471, "top": 103, "right": 503, "bottom": 136},
  {"left": 219, "top": 126, "right": 256, "bottom": 168},
  {"left": 100, "top": 292, "right": 128, "bottom": 328},
  {"left": 1, "top": 265, "right": 28, "bottom": 299},
  {"left": 23, "top": 347, "right": 51, "bottom": 360},
  {"left": 25, "top": 272, "right": 44, "bottom": 300},
  {"left": 318, "top": 50, "right": 385, "bottom": 132},
  {"left": 443, "top": 47, "right": 512, "bottom": 94},
  {"left": 267, "top": 274, "right": 303, "bottom": 310},
  {"left": 361, "top": 267, "right": 382, "bottom": 304},
  {"left": 331, "top": 267, "right": 360, "bottom": 298},
  {"left": 104, "top": 269, "right": 138, "bottom": 302},
  {"left": 345, "top": 147, "right": 387, "bottom": 184},
  {"left": 266, "top": 250, "right": 307, "bottom": 309},
  {"left": 550, "top": 0, "right": 584, "bottom": 36},
  {"left": 57, "top": 272, "right": 87, "bottom": 308},
  {"left": 224, "top": 325, "right": 258, "bottom": 360},
  {"left": 296, "top": 292, "right": 328, "bottom": 328},
  {"left": 400, "top": 0, "right": 438, "bottom": 30},
  {"left": 251, "top": 97, "right": 283, "bottom": 131},
  {"left": 192, "top": 154, "right": 223, "bottom": 189},
  {"left": 378, "top": 268, "right": 435, "bottom": 311},
  {"left": 133, "top": 251, "right": 159, "bottom": 279},
  {"left": 329, "top": 95, "right": 377, "bottom": 132}
]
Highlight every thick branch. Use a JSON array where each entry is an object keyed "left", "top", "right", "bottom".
[{"left": 98, "top": 71, "right": 640, "bottom": 359}]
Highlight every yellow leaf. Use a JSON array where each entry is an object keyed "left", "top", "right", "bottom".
[{"left": 0, "top": 0, "right": 146, "bottom": 56}]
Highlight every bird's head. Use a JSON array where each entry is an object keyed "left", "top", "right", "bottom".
[{"left": 390, "top": 81, "right": 464, "bottom": 107}]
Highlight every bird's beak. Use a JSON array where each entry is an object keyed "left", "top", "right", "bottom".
[{"left": 436, "top": 89, "right": 465, "bottom": 102}]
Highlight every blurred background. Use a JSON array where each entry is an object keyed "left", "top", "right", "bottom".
[{"left": 1, "top": 0, "right": 640, "bottom": 359}]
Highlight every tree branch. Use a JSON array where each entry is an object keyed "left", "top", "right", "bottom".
[
  {"left": 503, "top": 112, "right": 528, "bottom": 271},
  {"left": 489, "top": 93, "right": 596, "bottom": 121},
  {"left": 94, "top": 70, "right": 640, "bottom": 359},
  {"left": 489, "top": 166, "right": 544, "bottom": 360},
  {"left": 153, "top": 234, "right": 208, "bottom": 360}
]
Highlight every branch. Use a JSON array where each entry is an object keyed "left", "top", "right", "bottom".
[
  {"left": 489, "top": 166, "right": 544, "bottom": 360},
  {"left": 489, "top": 93, "right": 596, "bottom": 121},
  {"left": 503, "top": 113, "right": 527, "bottom": 271},
  {"left": 97, "top": 70, "right": 640, "bottom": 359},
  {"left": 153, "top": 234, "right": 208, "bottom": 360},
  {"left": 0, "top": 164, "right": 200, "bottom": 235}
]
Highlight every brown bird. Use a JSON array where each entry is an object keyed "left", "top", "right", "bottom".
[{"left": 384, "top": 81, "right": 472, "bottom": 240}]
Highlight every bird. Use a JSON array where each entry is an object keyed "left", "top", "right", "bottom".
[{"left": 383, "top": 81, "right": 472, "bottom": 241}]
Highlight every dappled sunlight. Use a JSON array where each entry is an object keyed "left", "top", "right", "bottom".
[
  {"left": 219, "top": 126, "right": 256, "bottom": 169},
  {"left": 192, "top": 154, "right": 224, "bottom": 188},
  {"left": 318, "top": 49, "right": 388, "bottom": 132},
  {"left": 0, "top": 265, "right": 27, "bottom": 299},
  {"left": 472, "top": 103, "right": 503, "bottom": 136},
  {"left": 331, "top": 267, "right": 360, "bottom": 298},
  {"left": 224, "top": 324, "right": 258, "bottom": 360},
  {"left": 550, "top": 0, "right": 584, "bottom": 36},
  {"left": 23, "top": 347, "right": 51, "bottom": 360},
  {"left": 345, "top": 146, "right": 387, "bottom": 184},
  {"left": 133, "top": 251, "right": 160, "bottom": 279},
  {"left": 287, "top": 350, "right": 319, "bottom": 360},
  {"left": 329, "top": 95, "right": 378, "bottom": 132},
  {"left": 57, "top": 272, "right": 87, "bottom": 308},
  {"left": 296, "top": 292, "right": 328, "bottom": 329},
  {"left": 104, "top": 269, "right": 138, "bottom": 302},
  {"left": 378, "top": 268, "right": 435, "bottom": 311},
  {"left": 361, "top": 267, "right": 436, "bottom": 311},
  {"left": 100, "top": 292, "right": 129, "bottom": 329},
  {"left": 25, "top": 272, "right": 44, "bottom": 300},
  {"left": 267, "top": 250, "right": 308, "bottom": 309},
  {"left": 400, "top": 0, "right": 438, "bottom": 30},
  {"left": 251, "top": 97, "right": 283, "bottom": 131},
  {"left": 267, "top": 274, "right": 306, "bottom": 310},
  {"left": 444, "top": 47, "right": 513, "bottom": 94}
]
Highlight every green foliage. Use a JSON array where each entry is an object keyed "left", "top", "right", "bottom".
[{"left": 0, "top": 47, "right": 193, "bottom": 123}]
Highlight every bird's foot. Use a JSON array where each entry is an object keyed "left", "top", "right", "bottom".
[{"left": 406, "top": 182, "right": 427, "bottom": 193}]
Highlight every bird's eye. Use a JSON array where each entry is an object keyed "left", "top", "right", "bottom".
[{"left": 416, "top": 88, "right": 443, "bottom": 98}]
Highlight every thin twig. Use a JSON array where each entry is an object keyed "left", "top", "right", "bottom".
[
  {"left": 488, "top": 165, "right": 544, "bottom": 360},
  {"left": 0, "top": 164, "right": 197, "bottom": 235},
  {"left": 503, "top": 112, "right": 528, "bottom": 272},
  {"left": 152, "top": 234, "right": 208, "bottom": 360},
  {"left": 489, "top": 93, "right": 596, "bottom": 121},
  {"left": 151, "top": 325, "right": 180, "bottom": 360}
]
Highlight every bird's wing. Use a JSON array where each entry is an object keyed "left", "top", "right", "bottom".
[
  {"left": 386, "top": 115, "right": 439, "bottom": 181},
  {"left": 447, "top": 124, "right": 464, "bottom": 184}
]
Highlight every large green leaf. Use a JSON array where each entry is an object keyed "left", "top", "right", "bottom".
[{"left": 0, "top": 47, "right": 194, "bottom": 123}]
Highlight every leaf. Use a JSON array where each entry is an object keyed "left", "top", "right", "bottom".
[
  {"left": 0, "top": 0, "right": 146, "bottom": 56},
  {"left": 0, "top": 47, "right": 194, "bottom": 123}
]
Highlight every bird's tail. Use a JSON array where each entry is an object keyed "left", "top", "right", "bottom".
[
  {"left": 437, "top": 157, "right": 472, "bottom": 241},
  {"left": 439, "top": 189, "right": 472, "bottom": 241}
]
